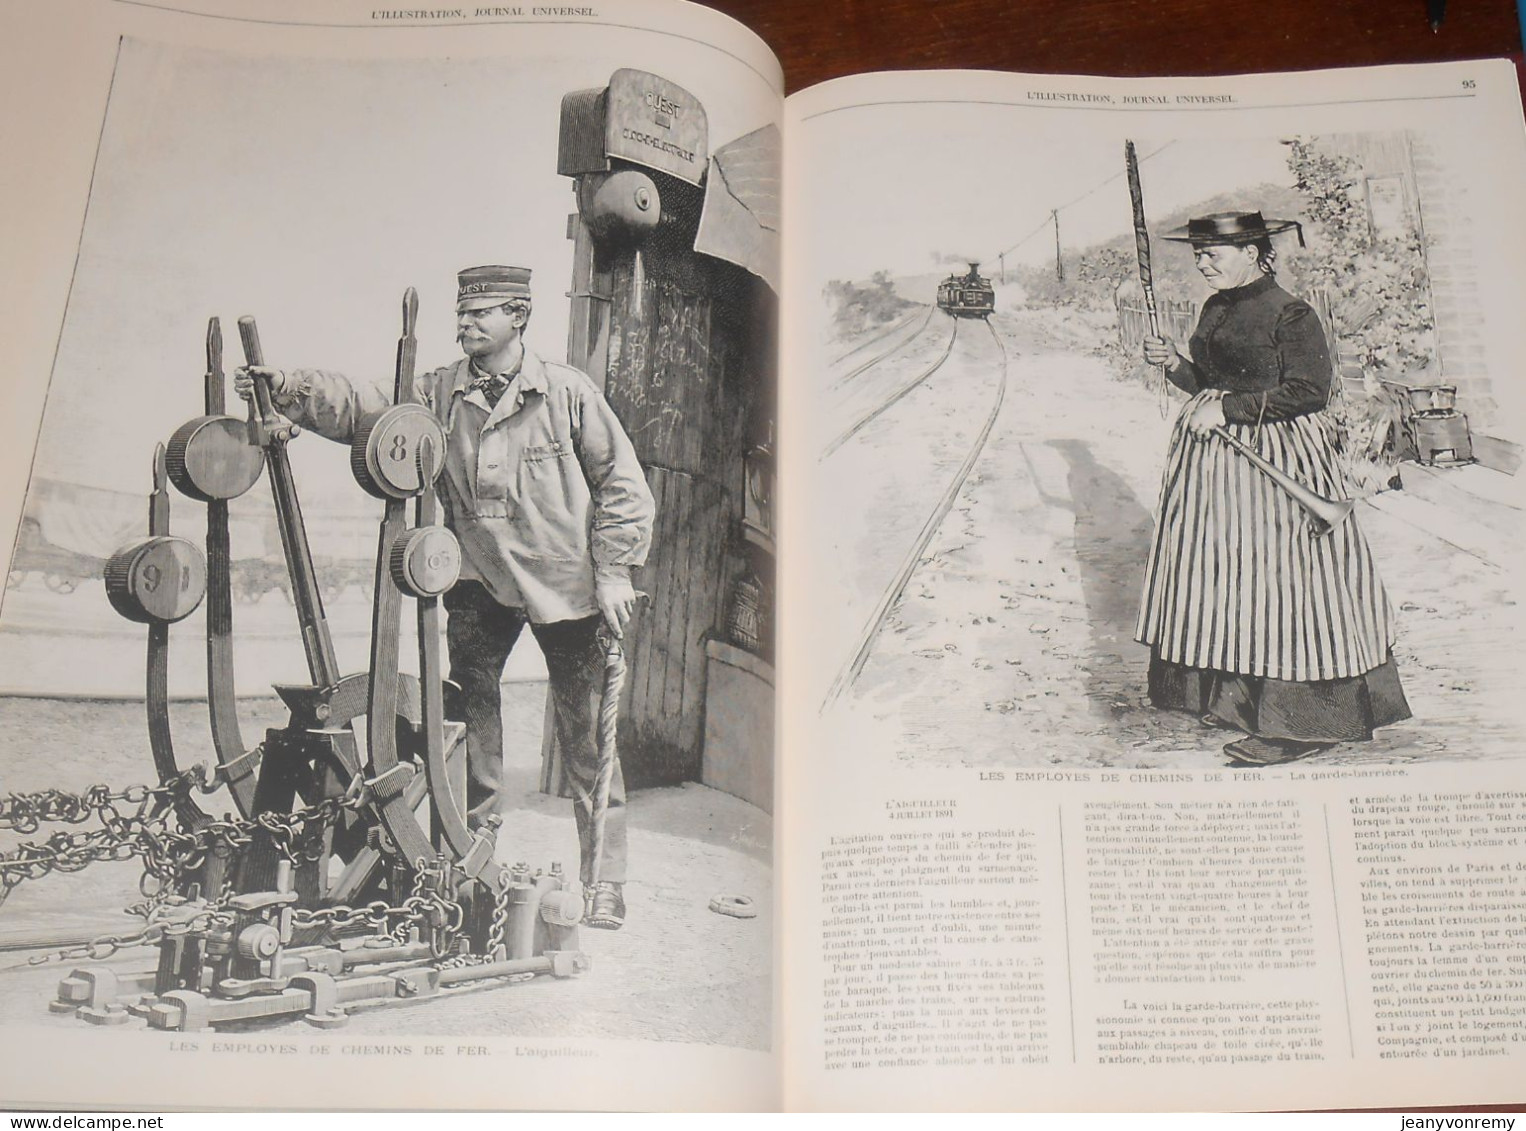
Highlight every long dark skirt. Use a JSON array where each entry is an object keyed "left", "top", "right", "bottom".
[
  {"left": 1136, "top": 407, "right": 1398, "bottom": 683},
  {"left": 1148, "top": 651, "right": 1412, "bottom": 743}
]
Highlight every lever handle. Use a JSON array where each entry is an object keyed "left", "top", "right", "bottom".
[
  {"left": 205, "top": 317, "right": 224, "bottom": 416},
  {"left": 237, "top": 315, "right": 263, "bottom": 367},
  {"left": 237, "top": 316, "right": 285, "bottom": 445},
  {"left": 402, "top": 287, "right": 418, "bottom": 339}
]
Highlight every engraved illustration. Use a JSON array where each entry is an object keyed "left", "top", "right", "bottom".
[
  {"left": 1132, "top": 202, "right": 1409, "bottom": 768},
  {"left": 806, "top": 122, "right": 1518, "bottom": 771},
  {"left": 0, "top": 41, "right": 776, "bottom": 1047}
]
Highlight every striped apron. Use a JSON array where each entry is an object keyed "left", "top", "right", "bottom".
[{"left": 1135, "top": 393, "right": 1395, "bottom": 683}]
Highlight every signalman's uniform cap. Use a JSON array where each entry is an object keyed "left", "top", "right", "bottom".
[
  {"left": 457, "top": 265, "right": 533, "bottom": 311},
  {"left": 1162, "top": 211, "right": 1305, "bottom": 247}
]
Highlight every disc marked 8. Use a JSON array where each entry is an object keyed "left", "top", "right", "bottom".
[{"left": 352, "top": 404, "right": 446, "bottom": 499}]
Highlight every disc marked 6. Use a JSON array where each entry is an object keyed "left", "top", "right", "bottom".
[{"left": 390, "top": 526, "right": 461, "bottom": 597}]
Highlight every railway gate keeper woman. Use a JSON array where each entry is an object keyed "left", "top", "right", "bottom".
[
  {"left": 235, "top": 265, "right": 656, "bottom": 930},
  {"left": 1137, "top": 212, "right": 1411, "bottom": 766}
]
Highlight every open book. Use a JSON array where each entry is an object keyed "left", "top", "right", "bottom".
[{"left": 0, "top": 0, "right": 1523, "bottom": 1114}]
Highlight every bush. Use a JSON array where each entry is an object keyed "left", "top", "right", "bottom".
[
  {"left": 1283, "top": 138, "right": 1437, "bottom": 379},
  {"left": 1013, "top": 246, "right": 1134, "bottom": 312},
  {"left": 1281, "top": 137, "right": 1440, "bottom": 490},
  {"left": 824, "top": 271, "right": 917, "bottom": 338}
]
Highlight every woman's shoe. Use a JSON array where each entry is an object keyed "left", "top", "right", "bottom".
[{"left": 1223, "top": 736, "right": 1333, "bottom": 765}]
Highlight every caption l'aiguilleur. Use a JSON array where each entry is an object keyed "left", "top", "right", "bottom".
[{"left": 886, "top": 799, "right": 958, "bottom": 821}]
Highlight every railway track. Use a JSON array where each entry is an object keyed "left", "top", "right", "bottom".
[
  {"left": 819, "top": 317, "right": 1010, "bottom": 709},
  {"left": 829, "top": 305, "right": 936, "bottom": 391},
  {"left": 823, "top": 313, "right": 960, "bottom": 459}
]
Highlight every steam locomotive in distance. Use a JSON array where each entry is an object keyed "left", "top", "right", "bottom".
[{"left": 936, "top": 262, "right": 996, "bottom": 319}]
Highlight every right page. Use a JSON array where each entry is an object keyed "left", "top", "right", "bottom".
[{"left": 780, "top": 60, "right": 1526, "bottom": 1112}]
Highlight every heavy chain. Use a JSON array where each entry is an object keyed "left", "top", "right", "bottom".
[
  {"left": 289, "top": 892, "right": 459, "bottom": 940},
  {"left": 0, "top": 774, "right": 348, "bottom": 910},
  {"left": 292, "top": 899, "right": 417, "bottom": 935},
  {"left": 0, "top": 784, "right": 136, "bottom": 834},
  {"left": 2, "top": 775, "right": 483, "bottom": 971},
  {"left": 0, "top": 777, "right": 181, "bottom": 907},
  {"left": 488, "top": 870, "right": 513, "bottom": 958},
  {"left": 13, "top": 894, "right": 219, "bottom": 970},
  {"left": 407, "top": 857, "right": 464, "bottom": 958},
  {"left": 254, "top": 800, "right": 346, "bottom": 867},
  {"left": 290, "top": 858, "right": 465, "bottom": 958},
  {"left": 26, "top": 921, "right": 167, "bottom": 968},
  {"left": 435, "top": 870, "right": 511, "bottom": 970},
  {"left": 0, "top": 765, "right": 216, "bottom": 837}
]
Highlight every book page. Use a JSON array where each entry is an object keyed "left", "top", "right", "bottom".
[
  {"left": 780, "top": 61, "right": 1526, "bottom": 1112},
  {"left": 0, "top": 0, "right": 780, "bottom": 1113}
]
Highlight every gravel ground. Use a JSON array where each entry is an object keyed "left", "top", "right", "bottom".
[
  {"left": 808, "top": 316, "right": 1005, "bottom": 705},
  {"left": 0, "top": 686, "right": 772, "bottom": 1048},
  {"left": 835, "top": 304, "right": 1522, "bottom": 769}
]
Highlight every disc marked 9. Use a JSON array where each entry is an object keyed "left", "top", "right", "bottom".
[
  {"left": 351, "top": 404, "right": 446, "bottom": 499},
  {"left": 105, "top": 536, "right": 208, "bottom": 624}
]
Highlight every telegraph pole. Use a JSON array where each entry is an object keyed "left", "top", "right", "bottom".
[{"left": 1052, "top": 210, "right": 1064, "bottom": 282}]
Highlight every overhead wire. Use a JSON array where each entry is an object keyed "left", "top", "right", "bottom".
[{"left": 987, "top": 140, "right": 1177, "bottom": 267}]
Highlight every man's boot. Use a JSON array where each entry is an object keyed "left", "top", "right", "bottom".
[{"left": 585, "top": 881, "right": 625, "bottom": 930}]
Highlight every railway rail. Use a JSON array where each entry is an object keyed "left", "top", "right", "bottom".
[
  {"left": 823, "top": 311, "right": 960, "bottom": 459},
  {"left": 820, "top": 317, "right": 1010, "bottom": 709},
  {"left": 829, "top": 306, "right": 936, "bottom": 391}
]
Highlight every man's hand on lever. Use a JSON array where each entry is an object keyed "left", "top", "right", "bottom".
[{"left": 233, "top": 365, "right": 288, "bottom": 402}]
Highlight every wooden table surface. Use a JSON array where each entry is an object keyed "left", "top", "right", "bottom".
[
  {"left": 694, "top": 0, "right": 1526, "bottom": 1115},
  {"left": 700, "top": 0, "right": 1522, "bottom": 93}
]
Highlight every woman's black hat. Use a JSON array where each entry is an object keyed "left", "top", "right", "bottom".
[{"left": 1162, "top": 210, "right": 1305, "bottom": 247}]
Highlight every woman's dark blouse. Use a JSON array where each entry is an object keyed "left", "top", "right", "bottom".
[{"left": 1166, "top": 274, "right": 1333, "bottom": 425}]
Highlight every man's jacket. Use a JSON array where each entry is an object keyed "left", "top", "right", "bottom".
[{"left": 275, "top": 348, "right": 655, "bottom": 623}]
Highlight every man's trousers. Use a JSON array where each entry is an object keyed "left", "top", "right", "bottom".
[{"left": 442, "top": 580, "right": 627, "bottom": 883}]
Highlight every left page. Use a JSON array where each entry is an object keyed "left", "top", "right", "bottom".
[{"left": 0, "top": 0, "right": 780, "bottom": 1113}]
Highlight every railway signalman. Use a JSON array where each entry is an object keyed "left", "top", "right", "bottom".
[{"left": 236, "top": 264, "right": 656, "bottom": 930}]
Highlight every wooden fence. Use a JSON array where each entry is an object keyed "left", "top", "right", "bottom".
[
  {"left": 1116, "top": 287, "right": 1353, "bottom": 396},
  {"left": 1115, "top": 295, "right": 1197, "bottom": 353}
]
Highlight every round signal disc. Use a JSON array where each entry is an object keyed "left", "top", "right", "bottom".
[
  {"left": 390, "top": 526, "right": 461, "bottom": 597},
  {"left": 353, "top": 404, "right": 446, "bottom": 499},
  {"left": 167, "top": 415, "right": 265, "bottom": 502},
  {"left": 105, "top": 536, "right": 208, "bottom": 624}
]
